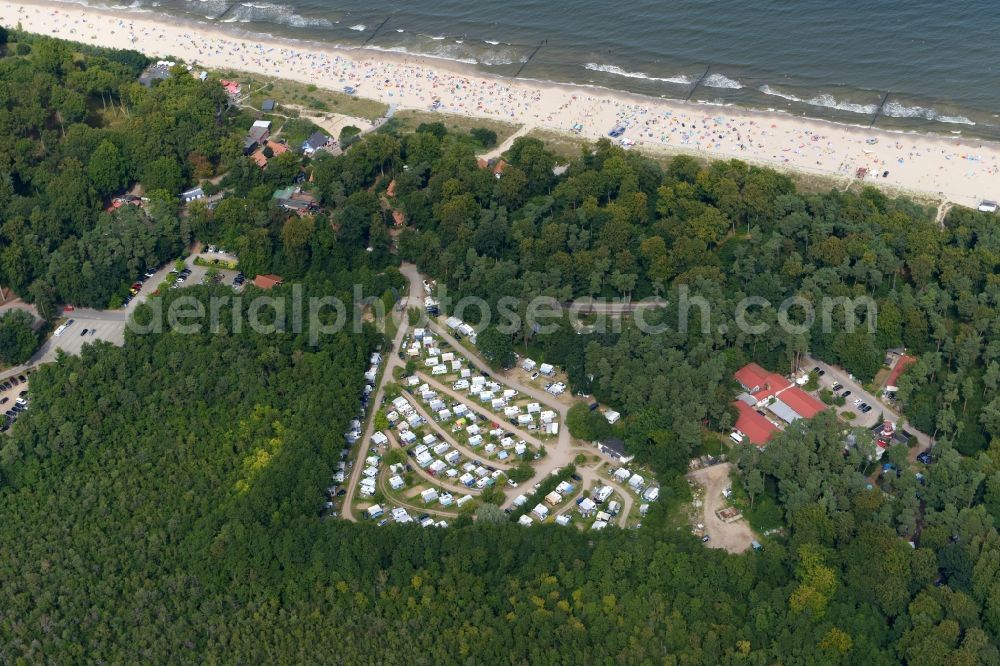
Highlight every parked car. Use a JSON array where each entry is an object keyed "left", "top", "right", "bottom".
[
  {"left": 841, "top": 390, "right": 851, "bottom": 398},
  {"left": 80, "top": 328, "right": 88, "bottom": 336},
  {"left": 701, "top": 535, "right": 711, "bottom": 543},
  {"left": 916, "top": 451, "right": 933, "bottom": 465},
  {"left": 831, "top": 383, "right": 843, "bottom": 391}
]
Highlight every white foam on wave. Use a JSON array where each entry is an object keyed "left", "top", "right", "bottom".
[
  {"left": 702, "top": 73, "right": 742, "bottom": 89},
  {"left": 349, "top": 24, "right": 366, "bottom": 31},
  {"left": 365, "top": 44, "right": 477, "bottom": 65},
  {"left": 584, "top": 63, "right": 691, "bottom": 85},
  {"left": 759, "top": 85, "right": 877, "bottom": 115},
  {"left": 485, "top": 40, "right": 500, "bottom": 45},
  {"left": 59, "top": 0, "right": 156, "bottom": 13},
  {"left": 883, "top": 101, "right": 975, "bottom": 125},
  {"left": 218, "top": 2, "right": 332, "bottom": 28},
  {"left": 477, "top": 53, "right": 516, "bottom": 66}
]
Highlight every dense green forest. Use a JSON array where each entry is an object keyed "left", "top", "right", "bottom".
[
  {"left": 2, "top": 298, "right": 999, "bottom": 663},
  {"left": 2, "top": 33, "right": 1000, "bottom": 663},
  {"left": 0, "top": 309, "right": 38, "bottom": 364},
  {"left": 386, "top": 133, "right": 1000, "bottom": 459},
  {"left": 0, "top": 32, "right": 248, "bottom": 312}
]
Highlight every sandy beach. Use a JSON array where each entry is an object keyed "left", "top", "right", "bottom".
[{"left": 3, "top": 0, "right": 999, "bottom": 208}]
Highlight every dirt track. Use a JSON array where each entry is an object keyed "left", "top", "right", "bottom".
[{"left": 687, "top": 463, "right": 757, "bottom": 554}]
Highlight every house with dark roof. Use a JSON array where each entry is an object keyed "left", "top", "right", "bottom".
[
  {"left": 179, "top": 187, "right": 205, "bottom": 203},
  {"left": 261, "top": 99, "right": 276, "bottom": 112},
  {"left": 597, "top": 438, "right": 634, "bottom": 463},
  {"left": 302, "top": 131, "right": 331, "bottom": 155},
  {"left": 272, "top": 186, "right": 319, "bottom": 215}
]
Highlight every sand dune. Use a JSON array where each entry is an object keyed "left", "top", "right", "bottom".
[{"left": 4, "top": 0, "right": 999, "bottom": 208}]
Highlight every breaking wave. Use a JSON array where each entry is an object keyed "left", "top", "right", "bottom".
[
  {"left": 702, "top": 73, "right": 743, "bottom": 89},
  {"left": 883, "top": 101, "right": 975, "bottom": 125},
  {"left": 759, "top": 85, "right": 878, "bottom": 115},
  {"left": 219, "top": 2, "right": 332, "bottom": 27},
  {"left": 584, "top": 63, "right": 691, "bottom": 85}
]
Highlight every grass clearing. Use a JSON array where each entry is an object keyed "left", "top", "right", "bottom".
[
  {"left": 525, "top": 128, "right": 589, "bottom": 163},
  {"left": 387, "top": 110, "right": 521, "bottom": 146},
  {"left": 212, "top": 70, "right": 389, "bottom": 121}
]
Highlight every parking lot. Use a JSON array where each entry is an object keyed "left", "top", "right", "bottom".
[
  {"left": 806, "top": 356, "right": 894, "bottom": 429},
  {"left": 0, "top": 370, "right": 33, "bottom": 432},
  {"left": 54, "top": 316, "right": 126, "bottom": 350}
]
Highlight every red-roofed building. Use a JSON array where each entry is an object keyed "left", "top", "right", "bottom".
[
  {"left": 252, "top": 274, "right": 283, "bottom": 290},
  {"left": 733, "top": 362, "right": 826, "bottom": 438},
  {"left": 219, "top": 79, "right": 241, "bottom": 96},
  {"left": 735, "top": 363, "right": 770, "bottom": 393},
  {"left": 250, "top": 140, "right": 290, "bottom": 169},
  {"left": 733, "top": 401, "right": 778, "bottom": 446},
  {"left": 735, "top": 363, "right": 791, "bottom": 401},
  {"left": 392, "top": 210, "right": 406, "bottom": 227},
  {"left": 775, "top": 387, "right": 825, "bottom": 420},
  {"left": 386, "top": 179, "right": 397, "bottom": 197},
  {"left": 886, "top": 354, "right": 916, "bottom": 389}
]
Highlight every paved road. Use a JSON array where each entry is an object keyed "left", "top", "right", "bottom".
[
  {"left": 804, "top": 354, "right": 932, "bottom": 461},
  {"left": 341, "top": 262, "right": 425, "bottom": 521}
]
